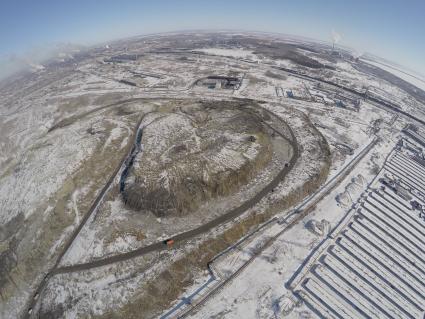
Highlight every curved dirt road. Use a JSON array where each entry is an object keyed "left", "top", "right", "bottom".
[
  {"left": 53, "top": 106, "right": 299, "bottom": 274},
  {"left": 24, "top": 99, "right": 299, "bottom": 318}
]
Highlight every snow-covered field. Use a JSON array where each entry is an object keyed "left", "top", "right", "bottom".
[
  {"left": 2, "top": 31, "right": 425, "bottom": 319},
  {"left": 289, "top": 144, "right": 425, "bottom": 318},
  {"left": 181, "top": 134, "right": 422, "bottom": 319},
  {"left": 363, "top": 58, "right": 425, "bottom": 92},
  {"left": 195, "top": 48, "right": 257, "bottom": 59}
]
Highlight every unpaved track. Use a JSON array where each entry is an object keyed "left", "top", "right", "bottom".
[
  {"left": 23, "top": 98, "right": 298, "bottom": 318},
  {"left": 21, "top": 50, "right": 417, "bottom": 318},
  {"left": 23, "top": 106, "right": 147, "bottom": 319},
  {"left": 176, "top": 137, "right": 379, "bottom": 319},
  {"left": 53, "top": 105, "right": 298, "bottom": 274}
]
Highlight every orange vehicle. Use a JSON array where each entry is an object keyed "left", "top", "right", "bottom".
[{"left": 164, "top": 239, "right": 174, "bottom": 246}]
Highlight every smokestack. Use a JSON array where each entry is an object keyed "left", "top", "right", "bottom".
[{"left": 331, "top": 29, "right": 342, "bottom": 50}]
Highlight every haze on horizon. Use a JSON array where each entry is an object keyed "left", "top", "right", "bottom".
[{"left": 1, "top": 0, "right": 424, "bottom": 80}]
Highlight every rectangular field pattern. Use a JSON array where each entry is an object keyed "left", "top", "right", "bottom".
[{"left": 288, "top": 139, "right": 425, "bottom": 319}]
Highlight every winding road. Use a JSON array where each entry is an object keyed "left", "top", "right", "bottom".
[
  {"left": 173, "top": 136, "right": 379, "bottom": 319},
  {"left": 23, "top": 49, "right": 407, "bottom": 318},
  {"left": 24, "top": 99, "right": 299, "bottom": 318},
  {"left": 53, "top": 105, "right": 298, "bottom": 274}
]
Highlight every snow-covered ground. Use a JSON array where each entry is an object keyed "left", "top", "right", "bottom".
[
  {"left": 2, "top": 31, "right": 425, "bottom": 319},
  {"left": 195, "top": 48, "right": 257, "bottom": 59},
  {"left": 182, "top": 131, "right": 399, "bottom": 319},
  {"left": 362, "top": 58, "right": 425, "bottom": 92}
]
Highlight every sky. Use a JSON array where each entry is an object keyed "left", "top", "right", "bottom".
[{"left": 1, "top": 0, "right": 425, "bottom": 77}]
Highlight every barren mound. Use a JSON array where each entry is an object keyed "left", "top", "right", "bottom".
[{"left": 122, "top": 101, "right": 273, "bottom": 217}]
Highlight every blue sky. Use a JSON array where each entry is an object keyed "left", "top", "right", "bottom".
[{"left": 1, "top": 0, "right": 425, "bottom": 75}]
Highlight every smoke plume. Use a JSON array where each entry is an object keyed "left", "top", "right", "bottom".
[{"left": 331, "top": 29, "right": 342, "bottom": 46}]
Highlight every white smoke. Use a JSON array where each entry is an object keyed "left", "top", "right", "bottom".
[
  {"left": 0, "top": 55, "right": 31, "bottom": 81},
  {"left": 331, "top": 29, "right": 342, "bottom": 46},
  {"left": 0, "top": 43, "right": 83, "bottom": 81},
  {"left": 352, "top": 50, "right": 364, "bottom": 59}
]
